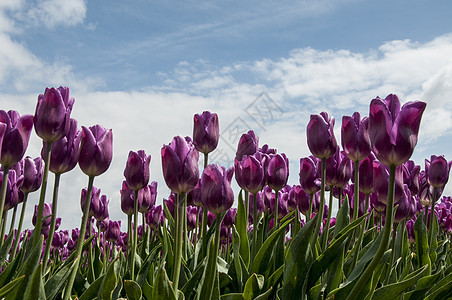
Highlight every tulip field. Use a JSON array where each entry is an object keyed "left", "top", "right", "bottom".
[{"left": 0, "top": 88, "right": 452, "bottom": 300}]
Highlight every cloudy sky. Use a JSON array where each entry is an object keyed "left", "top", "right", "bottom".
[{"left": 1, "top": 0, "right": 452, "bottom": 231}]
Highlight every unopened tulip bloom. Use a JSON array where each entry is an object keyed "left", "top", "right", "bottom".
[
  {"left": 266, "top": 153, "right": 289, "bottom": 191},
  {"left": 34, "top": 87, "right": 75, "bottom": 143},
  {"left": 425, "top": 155, "right": 451, "bottom": 188},
  {"left": 120, "top": 181, "right": 136, "bottom": 216},
  {"left": 341, "top": 112, "right": 371, "bottom": 162},
  {"left": 32, "top": 203, "right": 52, "bottom": 229},
  {"left": 21, "top": 156, "right": 44, "bottom": 193},
  {"left": 234, "top": 154, "right": 265, "bottom": 194},
  {"left": 403, "top": 160, "right": 421, "bottom": 196},
  {"left": 236, "top": 130, "right": 259, "bottom": 160},
  {"left": 105, "top": 220, "right": 121, "bottom": 243},
  {"left": 161, "top": 136, "right": 199, "bottom": 194},
  {"left": 138, "top": 182, "right": 157, "bottom": 213},
  {"left": 290, "top": 185, "right": 310, "bottom": 215},
  {"left": 193, "top": 111, "right": 219, "bottom": 154},
  {"left": 80, "top": 186, "right": 101, "bottom": 218},
  {"left": 373, "top": 161, "right": 404, "bottom": 205},
  {"left": 78, "top": 125, "right": 113, "bottom": 177},
  {"left": 325, "top": 147, "right": 352, "bottom": 188},
  {"left": 124, "top": 150, "right": 151, "bottom": 191},
  {"left": 201, "top": 164, "right": 234, "bottom": 215},
  {"left": 369, "top": 94, "right": 426, "bottom": 166},
  {"left": 223, "top": 207, "right": 237, "bottom": 229},
  {"left": 0, "top": 110, "right": 33, "bottom": 167},
  {"left": 94, "top": 194, "right": 109, "bottom": 221},
  {"left": 299, "top": 156, "right": 320, "bottom": 195},
  {"left": 145, "top": 205, "right": 163, "bottom": 230},
  {"left": 1, "top": 170, "right": 22, "bottom": 211},
  {"left": 394, "top": 185, "right": 411, "bottom": 223},
  {"left": 43, "top": 118, "right": 81, "bottom": 174},
  {"left": 307, "top": 112, "right": 337, "bottom": 159}
]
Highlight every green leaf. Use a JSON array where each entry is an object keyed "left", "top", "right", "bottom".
[
  {"left": 181, "top": 261, "right": 205, "bottom": 299},
  {"left": 124, "top": 280, "right": 142, "bottom": 300},
  {"left": 23, "top": 263, "right": 46, "bottom": 300},
  {"left": 332, "top": 195, "right": 350, "bottom": 239},
  {"left": 220, "top": 293, "right": 243, "bottom": 300},
  {"left": 44, "top": 256, "right": 80, "bottom": 300},
  {"left": 243, "top": 273, "right": 264, "bottom": 300},
  {"left": 152, "top": 267, "right": 176, "bottom": 300},
  {"left": 251, "top": 217, "right": 293, "bottom": 275},
  {"left": 142, "top": 279, "right": 153, "bottom": 300},
  {"left": 232, "top": 225, "right": 243, "bottom": 290},
  {"left": 0, "top": 275, "right": 24, "bottom": 298},
  {"left": 414, "top": 212, "right": 431, "bottom": 275},
  {"left": 136, "top": 244, "right": 161, "bottom": 287},
  {"left": 428, "top": 215, "right": 439, "bottom": 265},
  {"left": 99, "top": 257, "right": 120, "bottom": 300},
  {"left": 0, "top": 232, "right": 14, "bottom": 266},
  {"left": 372, "top": 264, "right": 428, "bottom": 299},
  {"left": 237, "top": 190, "right": 250, "bottom": 268},
  {"left": 79, "top": 274, "right": 105, "bottom": 300},
  {"left": 281, "top": 217, "right": 316, "bottom": 300},
  {"left": 424, "top": 268, "right": 452, "bottom": 299},
  {"left": 266, "top": 264, "right": 284, "bottom": 291},
  {"left": 0, "top": 247, "right": 24, "bottom": 288},
  {"left": 164, "top": 201, "right": 175, "bottom": 230},
  {"left": 196, "top": 238, "right": 219, "bottom": 300},
  {"left": 254, "top": 287, "right": 273, "bottom": 300},
  {"left": 405, "top": 265, "right": 444, "bottom": 300}
]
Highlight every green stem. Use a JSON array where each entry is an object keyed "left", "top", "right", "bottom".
[
  {"left": 172, "top": 192, "right": 185, "bottom": 293},
  {"left": 63, "top": 175, "right": 95, "bottom": 300},
  {"left": 206, "top": 213, "right": 224, "bottom": 299},
  {"left": 429, "top": 187, "right": 438, "bottom": 247},
  {"left": 8, "top": 205, "right": 17, "bottom": 237},
  {"left": 43, "top": 173, "right": 61, "bottom": 274},
  {"left": 11, "top": 192, "right": 28, "bottom": 258},
  {"left": 385, "top": 225, "right": 397, "bottom": 284},
  {"left": 252, "top": 192, "right": 258, "bottom": 262},
  {"left": 0, "top": 164, "right": 11, "bottom": 247},
  {"left": 323, "top": 186, "right": 334, "bottom": 250},
  {"left": 131, "top": 189, "right": 139, "bottom": 280},
  {"left": 307, "top": 193, "right": 313, "bottom": 221},
  {"left": 312, "top": 158, "right": 326, "bottom": 249},
  {"left": 0, "top": 211, "right": 7, "bottom": 245},
  {"left": 274, "top": 189, "right": 279, "bottom": 229},
  {"left": 347, "top": 164, "right": 396, "bottom": 300},
  {"left": 353, "top": 160, "right": 360, "bottom": 222},
  {"left": 245, "top": 191, "right": 250, "bottom": 229},
  {"left": 33, "top": 141, "right": 52, "bottom": 248},
  {"left": 127, "top": 214, "right": 132, "bottom": 271}
]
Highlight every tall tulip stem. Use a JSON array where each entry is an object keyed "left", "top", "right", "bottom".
[
  {"left": 429, "top": 187, "right": 438, "bottom": 247},
  {"left": 64, "top": 175, "right": 95, "bottom": 300},
  {"left": 323, "top": 186, "right": 334, "bottom": 250},
  {"left": 312, "top": 158, "right": 326, "bottom": 250},
  {"left": 0, "top": 164, "right": 11, "bottom": 247},
  {"left": 43, "top": 173, "right": 61, "bottom": 274},
  {"left": 347, "top": 164, "right": 396, "bottom": 300},
  {"left": 11, "top": 192, "right": 28, "bottom": 258},
  {"left": 353, "top": 160, "right": 360, "bottom": 221},
  {"left": 172, "top": 192, "right": 186, "bottom": 293},
  {"left": 131, "top": 189, "right": 139, "bottom": 280}
]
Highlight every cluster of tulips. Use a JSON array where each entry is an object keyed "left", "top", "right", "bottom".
[{"left": 0, "top": 88, "right": 451, "bottom": 300}]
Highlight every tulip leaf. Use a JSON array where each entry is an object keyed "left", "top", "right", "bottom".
[
  {"left": 196, "top": 237, "right": 219, "bottom": 300},
  {"left": 281, "top": 216, "right": 316, "bottom": 299},
  {"left": 254, "top": 287, "right": 273, "bottom": 300},
  {"left": 243, "top": 273, "right": 264, "bottom": 300},
  {"left": 372, "top": 264, "right": 428, "bottom": 300},
  {"left": 404, "top": 265, "right": 444, "bottom": 300},
  {"left": 414, "top": 212, "right": 431, "bottom": 275},
  {"left": 0, "top": 232, "right": 14, "bottom": 266},
  {"left": 181, "top": 260, "right": 205, "bottom": 299},
  {"left": 164, "top": 201, "right": 175, "bottom": 230},
  {"left": 44, "top": 256, "right": 80, "bottom": 300},
  {"left": 142, "top": 279, "right": 153, "bottom": 300},
  {"left": 99, "top": 257, "right": 120, "bottom": 300},
  {"left": 332, "top": 195, "right": 350, "bottom": 239},
  {"left": 136, "top": 244, "right": 161, "bottom": 286},
  {"left": 424, "top": 268, "right": 452, "bottom": 299},
  {"left": 23, "top": 263, "right": 45, "bottom": 300},
  {"left": 0, "top": 275, "right": 24, "bottom": 298},
  {"left": 0, "top": 247, "right": 24, "bottom": 288},
  {"left": 237, "top": 190, "right": 250, "bottom": 268},
  {"left": 152, "top": 266, "right": 177, "bottom": 300},
  {"left": 124, "top": 280, "right": 142, "bottom": 300},
  {"left": 232, "top": 225, "right": 243, "bottom": 290},
  {"left": 428, "top": 215, "right": 439, "bottom": 265},
  {"left": 79, "top": 274, "right": 105, "bottom": 300},
  {"left": 220, "top": 293, "right": 243, "bottom": 300}
]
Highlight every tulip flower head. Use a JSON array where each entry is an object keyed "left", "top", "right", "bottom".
[
  {"left": 369, "top": 94, "right": 426, "bottom": 166},
  {"left": 78, "top": 125, "right": 113, "bottom": 177},
  {"left": 34, "top": 87, "right": 75, "bottom": 143},
  {"left": 266, "top": 153, "right": 289, "bottom": 191},
  {"left": 0, "top": 110, "right": 33, "bottom": 167},
  {"left": 124, "top": 150, "right": 151, "bottom": 191},
  {"left": 193, "top": 111, "right": 220, "bottom": 154},
  {"left": 425, "top": 155, "right": 451, "bottom": 188},
  {"left": 234, "top": 153, "right": 265, "bottom": 194},
  {"left": 201, "top": 164, "right": 234, "bottom": 216},
  {"left": 236, "top": 130, "right": 259, "bottom": 160},
  {"left": 21, "top": 156, "right": 44, "bottom": 193},
  {"left": 307, "top": 112, "right": 337, "bottom": 159},
  {"left": 341, "top": 112, "right": 371, "bottom": 162}
]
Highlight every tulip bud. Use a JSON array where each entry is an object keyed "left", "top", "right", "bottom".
[
  {"left": 234, "top": 154, "right": 264, "bottom": 194},
  {"left": 425, "top": 155, "right": 451, "bottom": 188},
  {"left": 21, "top": 156, "right": 44, "bottom": 193},
  {"left": 307, "top": 112, "right": 337, "bottom": 159},
  {"left": 266, "top": 153, "right": 289, "bottom": 191},
  {"left": 0, "top": 110, "right": 33, "bottom": 167},
  {"left": 124, "top": 150, "right": 151, "bottom": 191},
  {"left": 236, "top": 130, "right": 259, "bottom": 160},
  {"left": 201, "top": 164, "right": 234, "bottom": 215},
  {"left": 341, "top": 112, "right": 371, "bottom": 162},
  {"left": 78, "top": 125, "right": 113, "bottom": 177},
  {"left": 193, "top": 111, "right": 219, "bottom": 154}
]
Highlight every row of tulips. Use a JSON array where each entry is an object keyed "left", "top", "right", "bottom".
[{"left": 0, "top": 89, "right": 451, "bottom": 300}]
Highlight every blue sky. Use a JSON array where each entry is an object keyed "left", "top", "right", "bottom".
[{"left": 1, "top": 0, "right": 452, "bottom": 231}]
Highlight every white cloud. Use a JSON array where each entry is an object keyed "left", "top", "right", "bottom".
[{"left": 24, "top": 0, "right": 86, "bottom": 28}]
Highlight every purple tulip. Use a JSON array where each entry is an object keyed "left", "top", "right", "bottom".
[
  {"left": 1, "top": 170, "right": 22, "bottom": 211},
  {"left": 369, "top": 94, "right": 426, "bottom": 166},
  {"left": 105, "top": 220, "right": 121, "bottom": 243},
  {"left": 146, "top": 205, "right": 163, "bottom": 230},
  {"left": 289, "top": 185, "right": 310, "bottom": 215},
  {"left": 341, "top": 112, "right": 371, "bottom": 162},
  {"left": 80, "top": 186, "right": 101, "bottom": 218},
  {"left": 307, "top": 112, "right": 337, "bottom": 159},
  {"left": 138, "top": 182, "right": 157, "bottom": 213},
  {"left": 94, "top": 194, "right": 109, "bottom": 221},
  {"left": 78, "top": 125, "right": 113, "bottom": 177},
  {"left": 277, "top": 191, "right": 289, "bottom": 219},
  {"left": 299, "top": 156, "right": 320, "bottom": 195},
  {"left": 164, "top": 193, "right": 175, "bottom": 219},
  {"left": 120, "top": 181, "right": 136, "bottom": 216},
  {"left": 0, "top": 110, "right": 33, "bottom": 167},
  {"left": 193, "top": 111, "right": 219, "bottom": 154},
  {"left": 21, "top": 156, "right": 44, "bottom": 193},
  {"left": 34, "top": 87, "right": 75, "bottom": 143},
  {"left": 234, "top": 154, "right": 265, "bottom": 194},
  {"left": 325, "top": 147, "right": 352, "bottom": 188},
  {"left": 266, "top": 153, "right": 289, "bottom": 191},
  {"left": 357, "top": 153, "right": 375, "bottom": 194},
  {"left": 373, "top": 161, "right": 404, "bottom": 205},
  {"left": 418, "top": 171, "right": 433, "bottom": 206},
  {"left": 43, "top": 118, "right": 81, "bottom": 174},
  {"left": 425, "top": 155, "right": 451, "bottom": 188},
  {"left": 394, "top": 185, "right": 411, "bottom": 223},
  {"left": 161, "top": 136, "right": 199, "bottom": 194},
  {"left": 201, "top": 164, "right": 234, "bottom": 215},
  {"left": 187, "top": 180, "right": 202, "bottom": 207},
  {"left": 403, "top": 160, "right": 421, "bottom": 196},
  {"left": 187, "top": 206, "right": 198, "bottom": 231},
  {"left": 33, "top": 203, "right": 52, "bottom": 228},
  {"left": 259, "top": 144, "right": 277, "bottom": 155},
  {"left": 223, "top": 207, "right": 237, "bottom": 229},
  {"left": 236, "top": 130, "right": 259, "bottom": 160},
  {"left": 124, "top": 150, "right": 151, "bottom": 191},
  {"left": 406, "top": 219, "right": 415, "bottom": 243}
]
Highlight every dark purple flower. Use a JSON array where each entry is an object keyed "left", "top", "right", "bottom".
[
  {"left": 146, "top": 205, "right": 163, "bottom": 230},
  {"left": 164, "top": 193, "right": 175, "bottom": 219},
  {"left": 161, "top": 136, "right": 199, "bottom": 194},
  {"left": 307, "top": 112, "right": 337, "bottom": 159},
  {"left": 193, "top": 111, "right": 219, "bottom": 154},
  {"left": 223, "top": 207, "right": 237, "bottom": 229},
  {"left": 201, "top": 164, "right": 234, "bottom": 215},
  {"left": 21, "top": 156, "right": 43, "bottom": 193},
  {"left": 105, "top": 220, "right": 121, "bottom": 243},
  {"left": 373, "top": 161, "right": 404, "bottom": 205},
  {"left": 120, "top": 181, "right": 136, "bottom": 216},
  {"left": 138, "top": 181, "right": 157, "bottom": 213},
  {"left": 187, "top": 206, "right": 198, "bottom": 231},
  {"left": 266, "top": 153, "right": 289, "bottom": 191},
  {"left": 406, "top": 219, "right": 415, "bottom": 244},
  {"left": 187, "top": 180, "right": 202, "bottom": 207},
  {"left": 289, "top": 185, "right": 310, "bottom": 215},
  {"left": 0, "top": 110, "right": 33, "bottom": 167},
  {"left": 394, "top": 185, "right": 411, "bottom": 223},
  {"left": 124, "top": 150, "right": 151, "bottom": 191},
  {"left": 357, "top": 153, "right": 375, "bottom": 194},
  {"left": 81, "top": 186, "right": 101, "bottom": 218},
  {"left": 94, "top": 194, "right": 109, "bottom": 221},
  {"left": 236, "top": 130, "right": 259, "bottom": 161},
  {"left": 277, "top": 191, "right": 289, "bottom": 219},
  {"left": 259, "top": 144, "right": 277, "bottom": 155},
  {"left": 341, "top": 112, "right": 371, "bottom": 162},
  {"left": 425, "top": 155, "right": 451, "bottom": 188},
  {"left": 299, "top": 156, "right": 320, "bottom": 195},
  {"left": 78, "top": 125, "right": 113, "bottom": 177},
  {"left": 1, "top": 169, "right": 22, "bottom": 211},
  {"left": 325, "top": 147, "right": 352, "bottom": 188},
  {"left": 34, "top": 86, "right": 74, "bottom": 143},
  {"left": 403, "top": 160, "right": 421, "bottom": 196},
  {"left": 369, "top": 94, "right": 426, "bottom": 166},
  {"left": 43, "top": 118, "right": 81, "bottom": 174},
  {"left": 234, "top": 154, "right": 265, "bottom": 194},
  {"left": 33, "top": 202, "right": 52, "bottom": 228}
]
